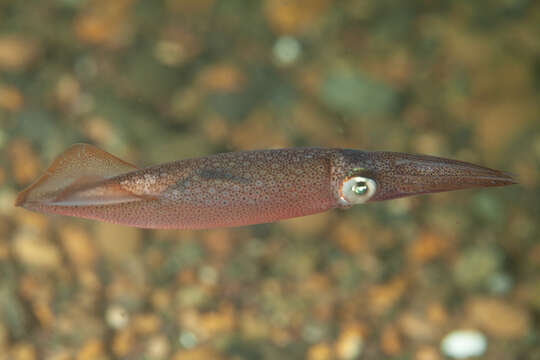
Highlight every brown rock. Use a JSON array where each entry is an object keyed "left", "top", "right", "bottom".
[
  {"left": 398, "top": 312, "right": 437, "bottom": 341},
  {"left": 474, "top": 100, "right": 532, "bottom": 157},
  {"left": 146, "top": 335, "right": 171, "bottom": 359},
  {"left": 240, "top": 311, "right": 270, "bottom": 339},
  {"left": 55, "top": 75, "right": 81, "bottom": 107},
  {"left": 197, "top": 64, "right": 247, "bottom": 92},
  {"left": 466, "top": 297, "right": 531, "bottom": 338},
  {"left": 155, "top": 27, "right": 201, "bottom": 66},
  {"left": 12, "top": 231, "right": 62, "bottom": 270},
  {"left": 408, "top": 231, "right": 450, "bottom": 264},
  {"left": 10, "top": 343, "right": 36, "bottom": 360},
  {"left": 166, "top": 0, "right": 215, "bottom": 14},
  {"left": 151, "top": 289, "right": 172, "bottom": 311},
  {"left": 280, "top": 212, "right": 330, "bottom": 237},
  {"left": 0, "top": 85, "right": 24, "bottom": 111},
  {"left": 308, "top": 343, "right": 333, "bottom": 360},
  {"left": 32, "top": 301, "right": 55, "bottom": 329},
  {"left": 230, "top": 108, "right": 290, "bottom": 149},
  {"left": 172, "top": 348, "right": 223, "bottom": 360},
  {"left": 112, "top": 328, "right": 134, "bottom": 358},
  {"left": 74, "top": 1, "right": 133, "bottom": 47},
  {"left": 9, "top": 140, "right": 41, "bottom": 185},
  {"left": 198, "top": 305, "right": 236, "bottom": 337},
  {"left": 82, "top": 116, "right": 117, "bottom": 147},
  {"left": 0, "top": 35, "right": 40, "bottom": 71},
  {"left": 331, "top": 220, "right": 369, "bottom": 254},
  {"left": 133, "top": 313, "right": 161, "bottom": 334},
  {"left": 335, "top": 324, "right": 366, "bottom": 360},
  {"left": 264, "top": 0, "right": 332, "bottom": 35},
  {"left": 76, "top": 339, "right": 105, "bottom": 360},
  {"left": 59, "top": 225, "right": 97, "bottom": 268},
  {"left": 201, "top": 115, "right": 230, "bottom": 143},
  {"left": 427, "top": 303, "right": 449, "bottom": 326},
  {"left": 94, "top": 222, "right": 141, "bottom": 261},
  {"left": 380, "top": 325, "right": 402, "bottom": 356},
  {"left": 202, "top": 229, "right": 234, "bottom": 258},
  {"left": 415, "top": 346, "right": 442, "bottom": 360},
  {"left": 0, "top": 323, "right": 7, "bottom": 348},
  {"left": 368, "top": 277, "right": 408, "bottom": 315}
]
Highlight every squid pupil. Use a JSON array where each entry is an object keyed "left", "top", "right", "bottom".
[{"left": 352, "top": 181, "right": 368, "bottom": 195}]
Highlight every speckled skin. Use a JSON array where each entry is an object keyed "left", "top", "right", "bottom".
[{"left": 16, "top": 145, "right": 516, "bottom": 229}]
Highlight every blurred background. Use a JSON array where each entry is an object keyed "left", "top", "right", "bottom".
[{"left": 0, "top": 0, "right": 539, "bottom": 359}]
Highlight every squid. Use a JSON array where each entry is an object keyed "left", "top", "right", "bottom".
[{"left": 15, "top": 144, "right": 516, "bottom": 229}]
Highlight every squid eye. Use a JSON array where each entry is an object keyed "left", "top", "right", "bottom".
[{"left": 340, "top": 176, "right": 377, "bottom": 205}]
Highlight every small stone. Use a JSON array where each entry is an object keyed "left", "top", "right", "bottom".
[
  {"left": 321, "top": 69, "right": 398, "bottom": 117},
  {"left": 408, "top": 231, "right": 449, "bottom": 264},
  {"left": 8, "top": 140, "right": 41, "bottom": 185},
  {"left": 0, "top": 35, "right": 41, "bottom": 71},
  {"left": 453, "top": 246, "right": 502, "bottom": 289},
  {"left": 280, "top": 211, "right": 330, "bottom": 237},
  {"left": 133, "top": 313, "right": 161, "bottom": 334},
  {"left": 197, "top": 64, "right": 246, "bottom": 92},
  {"left": 441, "top": 330, "right": 487, "bottom": 359},
  {"left": 10, "top": 343, "right": 36, "bottom": 360},
  {"left": 415, "top": 346, "right": 442, "bottom": 360},
  {"left": 231, "top": 110, "right": 289, "bottom": 149},
  {"left": 12, "top": 231, "right": 61, "bottom": 270},
  {"left": 398, "top": 312, "right": 437, "bottom": 341},
  {"left": 172, "top": 348, "right": 223, "bottom": 360},
  {"left": 166, "top": 0, "right": 215, "bottom": 14},
  {"left": 202, "top": 229, "right": 234, "bottom": 258},
  {"left": 154, "top": 27, "right": 201, "bottom": 67},
  {"left": 59, "top": 225, "right": 97, "bottom": 269},
  {"left": 240, "top": 311, "right": 270, "bottom": 339},
  {"left": 32, "top": 301, "right": 55, "bottom": 329},
  {"left": 308, "top": 343, "right": 333, "bottom": 360},
  {"left": 264, "top": 0, "right": 332, "bottom": 34},
  {"left": 45, "top": 350, "right": 72, "bottom": 360},
  {"left": 112, "top": 329, "right": 134, "bottom": 358},
  {"left": 335, "top": 325, "right": 365, "bottom": 360},
  {"left": 74, "top": 4, "right": 131, "bottom": 48},
  {"left": 466, "top": 297, "right": 531, "bottom": 338},
  {"left": 487, "top": 272, "right": 513, "bottom": 294},
  {"left": 82, "top": 116, "right": 117, "bottom": 147},
  {"left": 198, "top": 266, "right": 218, "bottom": 286},
  {"left": 146, "top": 335, "right": 170, "bottom": 359},
  {"left": 179, "top": 331, "right": 198, "bottom": 348},
  {"left": 427, "top": 303, "right": 449, "bottom": 326},
  {"left": 76, "top": 339, "right": 104, "bottom": 360},
  {"left": 151, "top": 289, "right": 172, "bottom": 311},
  {"left": 55, "top": 75, "right": 81, "bottom": 107},
  {"left": 106, "top": 305, "right": 129, "bottom": 330},
  {"left": 0, "top": 85, "right": 24, "bottom": 111},
  {"left": 273, "top": 36, "right": 301, "bottom": 66},
  {"left": 197, "top": 306, "right": 235, "bottom": 337},
  {"left": 380, "top": 325, "right": 402, "bottom": 356},
  {"left": 368, "top": 277, "right": 407, "bottom": 315},
  {"left": 94, "top": 223, "right": 141, "bottom": 261},
  {"left": 0, "top": 323, "right": 7, "bottom": 348},
  {"left": 176, "top": 286, "right": 209, "bottom": 308},
  {"left": 331, "top": 220, "right": 369, "bottom": 254},
  {"left": 0, "top": 189, "right": 16, "bottom": 216}
]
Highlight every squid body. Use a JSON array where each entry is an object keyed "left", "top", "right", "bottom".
[{"left": 15, "top": 144, "right": 516, "bottom": 229}]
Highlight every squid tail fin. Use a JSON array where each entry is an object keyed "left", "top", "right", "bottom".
[{"left": 15, "top": 143, "right": 141, "bottom": 208}]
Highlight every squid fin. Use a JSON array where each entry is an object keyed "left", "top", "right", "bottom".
[{"left": 15, "top": 143, "right": 141, "bottom": 207}]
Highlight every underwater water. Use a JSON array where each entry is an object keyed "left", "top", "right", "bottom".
[{"left": 0, "top": 0, "right": 539, "bottom": 359}]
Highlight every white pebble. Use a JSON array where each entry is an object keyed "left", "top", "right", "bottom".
[
  {"left": 179, "top": 331, "right": 198, "bottom": 348},
  {"left": 273, "top": 36, "right": 301, "bottom": 65},
  {"left": 105, "top": 305, "right": 129, "bottom": 329},
  {"left": 441, "top": 330, "right": 487, "bottom": 359}
]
